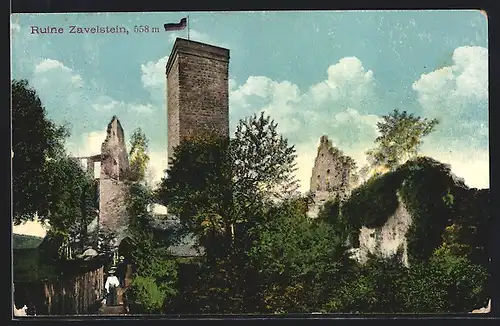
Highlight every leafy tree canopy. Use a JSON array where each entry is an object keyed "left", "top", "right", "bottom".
[{"left": 366, "top": 109, "right": 439, "bottom": 171}]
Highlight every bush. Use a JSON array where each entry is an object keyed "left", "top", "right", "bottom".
[
  {"left": 401, "top": 250, "right": 490, "bottom": 312},
  {"left": 128, "top": 276, "right": 166, "bottom": 313}
]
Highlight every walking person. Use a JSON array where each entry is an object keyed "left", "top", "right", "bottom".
[
  {"left": 105, "top": 269, "right": 119, "bottom": 306},
  {"left": 116, "top": 257, "right": 126, "bottom": 288}
]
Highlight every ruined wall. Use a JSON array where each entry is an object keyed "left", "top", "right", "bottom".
[
  {"left": 351, "top": 196, "right": 413, "bottom": 267},
  {"left": 166, "top": 38, "right": 230, "bottom": 164},
  {"left": 100, "top": 117, "right": 129, "bottom": 180},
  {"left": 99, "top": 116, "right": 130, "bottom": 245},
  {"left": 308, "top": 135, "right": 357, "bottom": 217},
  {"left": 99, "top": 179, "right": 129, "bottom": 240}
]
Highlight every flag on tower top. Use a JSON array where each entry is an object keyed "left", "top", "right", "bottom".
[{"left": 164, "top": 18, "right": 187, "bottom": 31}]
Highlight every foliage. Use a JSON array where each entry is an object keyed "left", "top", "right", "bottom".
[
  {"left": 12, "top": 79, "right": 70, "bottom": 224},
  {"left": 231, "top": 112, "right": 300, "bottom": 204},
  {"left": 366, "top": 109, "right": 439, "bottom": 171},
  {"left": 128, "top": 276, "right": 166, "bottom": 313},
  {"left": 125, "top": 181, "right": 179, "bottom": 312},
  {"left": 48, "top": 158, "right": 98, "bottom": 250},
  {"left": 12, "top": 79, "right": 99, "bottom": 258},
  {"left": 13, "top": 85, "right": 490, "bottom": 315},
  {"left": 248, "top": 199, "right": 352, "bottom": 313},
  {"left": 324, "top": 253, "right": 407, "bottom": 313},
  {"left": 157, "top": 113, "right": 300, "bottom": 262},
  {"left": 398, "top": 157, "right": 466, "bottom": 263},
  {"left": 401, "top": 250, "right": 489, "bottom": 313},
  {"left": 157, "top": 132, "right": 233, "bottom": 261},
  {"left": 341, "top": 156, "right": 490, "bottom": 265},
  {"left": 128, "top": 128, "right": 150, "bottom": 183},
  {"left": 343, "top": 170, "right": 405, "bottom": 231}
]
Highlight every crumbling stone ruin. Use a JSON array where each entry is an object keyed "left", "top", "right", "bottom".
[
  {"left": 166, "top": 38, "right": 230, "bottom": 165},
  {"left": 308, "top": 135, "right": 358, "bottom": 218},
  {"left": 76, "top": 116, "right": 131, "bottom": 249},
  {"left": 98, "top": 116, "right": 130, "bottom": 246}
]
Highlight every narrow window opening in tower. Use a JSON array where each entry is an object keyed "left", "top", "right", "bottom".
[
  {"left": 113, "top": 159, "right": 117, "bottom": 165},
  {"left": 321, "top": 153, "right": 324, "bottom": 157},
  {"left": 94, "top": 162, "right": 101, "bottom": 179},
  {"left": 326, "top": 169, "right": 330, "bottom": 174},
  {"left": 317, "top": 175, "right": 320, "bottom": 179}
]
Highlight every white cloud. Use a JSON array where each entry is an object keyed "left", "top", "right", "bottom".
[
  {"left": 141, "top": 55, "right": 169, "bottom": 89},
  {"left": 294, "top": 144, "right": 319, "bottom": 193},
  {"left": 31, "top": 59, "right": 85, "bottom": 108},
  {"left": 91, "top": 96, "right": 155, "bottom": 115},
  {"left": 66, "top": 130, "right": 107, "bottom": 158},
  {"left": 412, "top": 46, "right": 488, "bottom": 120},
  {"left": 34, "top": 59, "right": 72, "bottom": 74},
  {"left": 130, "top": 103, "right": 155, "bottom": 114},
  {"left": 229, "top": 57, "right": 381, "bottom": 193},
  {"left": 412, "top": 46, "right": 489, "bottom": 188},
  {"left": 309, "top": 57, "right": 376, "bottom": 107},
  {"left": 92, "top": 96, "right": 124, "bottom": 111},
  {"left": 231, "top": 52, "right": 487, "bottom": 192}
]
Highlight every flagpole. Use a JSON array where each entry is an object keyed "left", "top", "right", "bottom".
[{"left": 187, "top": 15, "right": 190, "bottom": 40}]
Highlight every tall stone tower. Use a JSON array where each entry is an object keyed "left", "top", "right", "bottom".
[
  {"left": 99, "top": 116, "right": 130, "bottom": 246},
  {"left": 165, "top": 38, "right": 230, "bottom": 164}
]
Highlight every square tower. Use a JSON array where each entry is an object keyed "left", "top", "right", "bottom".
[{"left": 166, "top": 38, "right": 230, "bottom": 165}]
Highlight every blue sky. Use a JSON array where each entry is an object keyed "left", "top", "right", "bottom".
[{"left": 10, "top": 10, "right": 489, "bottom": 193}]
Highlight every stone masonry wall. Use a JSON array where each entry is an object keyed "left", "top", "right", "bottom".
[
  {"left": 166, "top": 38, "right": 230, "bottom": 165},
  {"left": 100, "top": 117, "right": 129, "bottom": 180},
  {"left": 309, "top": 136, "right": 357, "bottom": 211},
  {"left": 99, "top": 116, "right": 130, "bottom": 245},
  {"left": 167, "top": 55, "right": 180, "bottom": 163},
  {"left": 99, "top": 179, "right": 129, "bottom": 241}
]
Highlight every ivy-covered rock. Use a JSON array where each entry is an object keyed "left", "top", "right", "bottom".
[{"left": 340, "top": 156, "right": 492, "bottom": 265}]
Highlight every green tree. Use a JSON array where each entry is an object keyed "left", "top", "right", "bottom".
[
  {"left": 232, "top": 112, "right": 299, "bottom": 206},
  {"left": 46, "top": 157, "right": 98, "bottom": 256},
  {"left": 248, "top": 198, "right": 352, "bottom": 313},
  {"left": 157, "top": 132, "right": 233, "bottom": 261},
  {"left": 125, "top": 182, "right": 179, "bottom": 313},
  {"left": 366, "top": 109, "right": 439, "bottom": 171},
  {"left": 324, "top": 252, "right": 408, "bottom": 313},
  {"left": 12, "top": 79, "right": 69, "bottom": 224},
  {"left": 402, "top": 250, "right": 489, "bottom": 313},
  {"left": 128, "top": 128, "right": 150, "bottom": 183},
  {"left": 12, "top": 79, "right": 100, "bottom": 258},
  {"left": 158, "top": 113, "right": 300, "bottom": 259}
]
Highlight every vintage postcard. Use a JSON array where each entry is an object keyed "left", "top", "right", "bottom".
[{"left": 11, "top": 10, "right": 491, "bottom": 316}]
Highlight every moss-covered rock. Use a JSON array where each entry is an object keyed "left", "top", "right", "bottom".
[{"left": 339, "top": 156, "right": 491, "bottom": 265}]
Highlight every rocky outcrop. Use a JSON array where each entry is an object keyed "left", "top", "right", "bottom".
[
  {"left": 350, "top": 195, "right": 413, "bottom": 267},
  {"left": 308, "top": 136, "right": 357, "bottom": 218}
]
